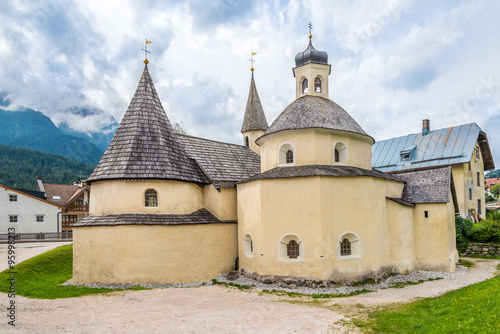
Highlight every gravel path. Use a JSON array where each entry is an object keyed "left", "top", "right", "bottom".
[{"left": 0, "top": 244, "right": 499, "bottom": 334}]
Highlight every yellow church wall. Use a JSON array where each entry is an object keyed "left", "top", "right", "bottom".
[
  {"left": 203, "top": 185, "right": 238, "bottom": 221},
  {"left": 259, "top": 129, "right": 373, "bottom": 172},
  {"left": 242, "top": 129, "right": 265, "bottom": 155},
  {"left": 89, "top": 180, "right": 203, "bottom": 215},
  {"left": 413, "top": 201, "right": 457, "bottom": 273},
  {"left": 292, "top": 63, "right": 331, "bottom": 99},
  {"left": 238, "top": 175, "right": 408, "bottom": 283},
  {"left": 451, "top": 141, "right": 486, "bottom": 219},
  {"left": 73, "top": 223, "right": 238, "bottom": 284},
  {"left": 386, "top": 200, "right": 416, "bottom": 273}
]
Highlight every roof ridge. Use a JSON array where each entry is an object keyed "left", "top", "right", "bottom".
[{"left": 176, "top": 133, "right": 251, "bottom": 149}]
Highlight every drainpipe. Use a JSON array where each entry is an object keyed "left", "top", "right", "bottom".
[{"left": 57, "top": 211, "right": 62, "bottom": 235}]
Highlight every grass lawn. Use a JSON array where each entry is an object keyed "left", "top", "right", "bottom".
[
  {"left": 356, "top": 264, "right": 500, "bottom": 333},
  {"left": 0, "top": 244, "right": 119, "bottom": 299}
]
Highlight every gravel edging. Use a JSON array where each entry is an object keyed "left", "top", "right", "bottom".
[{"left": 63, "top": 265, "right": 468, "bottom": 296}]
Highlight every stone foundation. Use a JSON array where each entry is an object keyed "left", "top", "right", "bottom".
[
  {"left": 240, "top": 266, "right": 394, "bottom": 287},
  {"left": 460, "top": 242, "right": 500, "bottom": 257}
]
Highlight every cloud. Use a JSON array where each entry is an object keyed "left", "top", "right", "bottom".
[{"left": 0, "top": 0, "right": 499, "bottom": 164}]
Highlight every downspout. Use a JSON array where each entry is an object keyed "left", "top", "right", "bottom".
[{"left": 57, "top": 211, "right": 62, "bottom": 235}]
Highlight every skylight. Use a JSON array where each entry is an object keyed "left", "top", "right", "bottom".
[{"left": 52, "top": 196, "right": 61, "bottom": 200}]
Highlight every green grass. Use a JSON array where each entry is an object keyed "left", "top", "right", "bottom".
[
  {"left": 0, "top": 244, "right": 119, "bottom": 299},
  {"left": 357, "top": 271, "right": 500, "bottom": 333},
  {"left": 458, "top": 259, "right": 475, "bottom": 268},
  {"left": 211, "top": 279, "right": 253, "bottom": 290}
]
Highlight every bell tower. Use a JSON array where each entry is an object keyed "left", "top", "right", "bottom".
[
  {"left": 241, "top": 53, "right": 268, "bottom": 155},
  {"left": 292, "top": 24, "right": 331, "bottom": 99}
]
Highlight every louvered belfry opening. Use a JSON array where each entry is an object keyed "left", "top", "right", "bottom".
[
  {"left": 286, "top": 150, "right": 294, "bottom": 163},
  {"left": 287, "top": 240, "right": 299, "bottom": 258}
]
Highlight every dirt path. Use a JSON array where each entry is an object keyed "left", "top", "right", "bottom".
[{"left": 0, "top": 246, "right": 498, "bottom": 334}]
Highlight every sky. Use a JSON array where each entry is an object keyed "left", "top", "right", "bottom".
[{"left": 0, "top": 0, "right": 499, "bottom": 168}]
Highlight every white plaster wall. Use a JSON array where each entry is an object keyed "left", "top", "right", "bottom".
[{"left": 0, "top": 188, "right": 61, "bottom": 233}]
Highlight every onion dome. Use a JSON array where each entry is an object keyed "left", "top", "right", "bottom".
[
  {"left": 295, "top": 38, "right": 328, "bottom": 67},
  {"left": 260, "top": 95, "right": 373, "bottom": 142}
]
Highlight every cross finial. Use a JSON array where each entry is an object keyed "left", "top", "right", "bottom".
[
  {"left": 249, "top": 51, "right": 257, "bottom": 72},
  {"left": 308, "top": 22, "right": 313, "bottom": 37},
  {"left": 141, "top": 39, "right": 152, "bottom": 64}
]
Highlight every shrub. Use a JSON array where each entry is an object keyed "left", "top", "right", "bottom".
[
  {"left": 470, "top": 219, "right": 500, "bottom": 244},
  {"left": 487, "top": 210, "right": 500, "bottom": 222},
  {"left": 455, "top": 215, "right": 473, "bottom": 251}
]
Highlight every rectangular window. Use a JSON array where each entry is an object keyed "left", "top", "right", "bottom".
[
  {"left": 468, "top": 162, "right": 471, "bottom": 171},
  {"left": 469, "top": 188, "right": 472, "bottom": 200},
  {"left": 9, "top": 216, "right": 18, "bottom": 223},
  {"left": 62, "top": 215, "right": 77, "bottom": 222},
  {"left": 9, "top": 195, "right": 17, "bottom": 202},
  {"left": 477, "top": 172, "right": 481, "bottom": 187},
  {"left": 476, "top": 147, "right": 480, "bottom": 159},
  {"left": 75, "top": 199, "right": 84, "bottom": 206},
  {"left": 36, "top": 215, "right": 44, "bottom": 222},
  {"left": 478, "top": 199, "right": 482, "bottom": 215},
  {"left": 424, "top": 211, "right": 429, "bottom": 218}
]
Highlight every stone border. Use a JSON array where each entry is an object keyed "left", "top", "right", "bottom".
[{"left": 460, "top": 242, "right": 500, "bottom": 257}]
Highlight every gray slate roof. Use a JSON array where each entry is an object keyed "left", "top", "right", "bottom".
[
  {"left": 73, "top": 208, "right": 235, "bottom": 227},
  {"left": 241, "top": 74, "right": 268, "bottom": 132},
  {"left": 395, "top": 167, "right": 451, "bottom": 204},
  {"left": 241, "top": 165, "right": 402, "bottom": 183},
  {"left": 260, "top": 96, "right": 372, "bottom": 141},
  {"left": 372, "top": 123, "right": 495, "bottom": 172},
  {"left": 176, "top": 134, "right": 260, "bottom": 186},
  {"left": 87, "top": 65, "right": 208, "bottom": 184}
]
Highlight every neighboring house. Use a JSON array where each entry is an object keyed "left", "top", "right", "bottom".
[
  {"left": 485, "top": 177, "right": 500, "bottom": 194},
  {"left": 35, "top": 178, "right": 90, "bottom": 231},
  {"left": 73, "top": 32, "right": 467, "bottom": 286},
  {"left": 372, "top": 122, "right": 495, "bottom": 220},
  {"left": 0, "top": 183, "right": 63, "bottom": 234}
]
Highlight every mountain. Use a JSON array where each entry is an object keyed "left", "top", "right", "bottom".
[
  {"left": 0, "top": 108, "right": 104, "bottom": 165},
  {"left": 486, "top": 169, "right": 500, "bottom": 179},
  {"left": 0, "top": 143, "right": 95, "bottom": 189}
]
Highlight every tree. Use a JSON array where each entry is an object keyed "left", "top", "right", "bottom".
[{"left": 491, "top": 183, "right": 500, "bottom": 200}]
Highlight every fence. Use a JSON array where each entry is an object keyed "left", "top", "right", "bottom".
[{"left": 0, "top": 231, "right": 73, "bottom": 242}]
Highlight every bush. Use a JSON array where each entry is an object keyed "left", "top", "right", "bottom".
[
  {"left": 455, "top": 215, "right": 473, "bottom": 252},
  {"left": 470, "top": 219, "right": 500, "bottom": 244},
  {"left": 487, "top": 210, "right": 500, "bottom": 222}
]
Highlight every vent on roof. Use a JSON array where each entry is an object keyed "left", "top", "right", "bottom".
[
  {"left": 422, "top": 119, "right": 430, "bottom": 136},
  {"left": 52, "top": 196, "right": 61, "bottom": 200},
  {"left": 400, "top": 145, "right": 417, "bottom": 161}
]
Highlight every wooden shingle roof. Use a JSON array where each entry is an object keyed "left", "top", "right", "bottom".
[
  {"left": 241, "top": 73, "right": 268, "bottom": 132},
  {"left": 87, "top": 65, "right": 209, "bottom": 184}
]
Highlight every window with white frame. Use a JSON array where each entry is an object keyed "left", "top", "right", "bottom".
[
  {"left": 36, "top": 215, "right": 44, "bottom": 222},
  {"left": 278, "top": 143, "right": 295, "bottom": 166},
  {"left": 243, "top": 233, "right": 254, "bottom": 257},
  {"left": 9, "top": 195, "right": 17, "bottom": 202},
  {"left": 278, "top": 234, "right": 305, "bottom": 262},
  {"left": 334, "top": 142, "right": 348, "bottom": 164},
  {"left": 9, "top": 216, "right": 18, "bottom": 223},
  {"left": 338, "top": 232, "right": 361, "bottom": 260}
]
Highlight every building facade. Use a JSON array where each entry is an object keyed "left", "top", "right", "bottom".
[{"left": 73, "top": 33, "right": 482, "bottom": 285}]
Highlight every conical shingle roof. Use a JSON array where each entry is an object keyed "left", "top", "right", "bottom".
[
  {"left": 241, "top": 73, "right": 268, "bottom": 132},
  {"left": 87, "top": 65, "right": 209, "bottom": 184}
]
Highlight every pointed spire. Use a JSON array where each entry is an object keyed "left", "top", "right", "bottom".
[
  {"left": 88, "top": 65, "right": 208, "bottom": 184},
  {"left": 241, "top": 72, "right": 268, "bottom": 133}
]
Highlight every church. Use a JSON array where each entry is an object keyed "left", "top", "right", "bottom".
[{"left": 73, "top": 32, "right": 460, "bottom": 285}]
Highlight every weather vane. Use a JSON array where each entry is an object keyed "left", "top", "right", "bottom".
[
  {"left": 142, "top": 39, "right": 153, "bottom": 64},
  {"left": 249, "top": 51, "right": 257, "bottom": 72}
]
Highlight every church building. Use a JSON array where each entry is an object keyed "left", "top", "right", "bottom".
[{"left": 73, "top": 33, "right": 463, "bottom": 285}]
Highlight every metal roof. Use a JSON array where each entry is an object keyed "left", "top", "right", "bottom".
[{"left": 372, "top": 123, "right": 494, "bottom": 172}]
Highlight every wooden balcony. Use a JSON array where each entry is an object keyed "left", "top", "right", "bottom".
[{"left": 67, "top": 205, "right": 88, "bottom": 212}]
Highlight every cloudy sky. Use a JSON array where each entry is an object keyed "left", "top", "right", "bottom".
[{"left": 1, "top": 0, "right": 499, "bottom": 166}]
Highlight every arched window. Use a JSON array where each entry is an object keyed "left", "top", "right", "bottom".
[
  {"left": 145, "top": 189, "right": 158, "bottom": 207},
  {"left": 340, "top": 238, "right": 351, "bottom": 256},
  {"left": 315, "top": 77, "right": 321, "bottom": 93},
  {"left": 245, "top": 136, "right": 249, "bottom": 147},
  {"left": 338, "top": 232, "right": 361, "bottom": 260},
  {"left": 279, "top": 143, "right": 295, "bottom": 165},
  {"left": 244, "top": 233, "right": 253, "bottom": 257},
  {"left": 334, "top": 142, "right": 348, "bottom": 164},
  {"left": 287, "top": 240, "right": 299, "bottom": 258},
  {"left": 279, "top": 234, "right": 304, "bottom": 262},
  {"left": 302, "top": 79, "right": 308, "bottom": 93}
]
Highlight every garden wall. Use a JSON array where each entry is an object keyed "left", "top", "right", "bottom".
[{"left": 460, "top": 242, "right": 500, "bottom": 257}]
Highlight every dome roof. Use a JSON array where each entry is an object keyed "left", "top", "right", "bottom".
[
  {"left": 295, "top": 40, "right": 328, "bottom": 67},
  {"left": 260, "top": 95, "right": 373, "bottom": 141}
]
